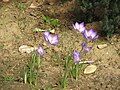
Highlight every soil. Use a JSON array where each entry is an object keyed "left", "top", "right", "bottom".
[{"left": 0, "top": 0, "right": 120, "bottom": 90}]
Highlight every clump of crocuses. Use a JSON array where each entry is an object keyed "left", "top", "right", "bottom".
[
  {"left": 73, "top": 22, "right": 98, "bottom": 63},
  {"left": 71, "top": 22, "right": 99, "bottom": 80},
  {"left": 73, "top": 22, "right": 98, "bottom": 41}
]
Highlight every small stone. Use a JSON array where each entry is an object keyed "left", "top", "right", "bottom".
[
  {"left": 53, "top": 46, "right": 59, "bottom": 52},
  {"left": 43, "top": 42, "right": 47, "bottom": 46},
  {"left": 29, "top": 3, "right": 37, "bottom": 9},
  {"left": 19, "top": 45, "right": 37, "bottom": 53},
  {"left": 49, "top": 29, "right": 55, "bottom": 33},
  {"left": 106, "top": 52, "right": 109, "bottom": 54},
  {"left": 111, "top": 42, "right": 114, "bottom": 45},
  {"left": 3, "top": 0, "right": 9, "bottom": 2},
  {"left": 84, "top": 65, "right": 97, "bottom": 74},
  {"left": 97, "top": 44, "right": 107, "bottom": 49}
]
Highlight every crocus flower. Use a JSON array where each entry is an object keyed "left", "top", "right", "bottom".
[
  {"left": 37, "top": 45, "right": 44, "bottom": 56},
  {"left": 81, "top": 42, "right": 92, "bottom": 53},
  {"left": 43, "top": 31, "right": 50, "bottom": 42},
  {"left": 73, "top": 50, "right": 81, "bottom": 64},
  {"left": 83, "top": 29, "right": 98, "bottom": 41},
  {"left": 73, "top": 22, "right": 85, "bottom": 33},
  {"left": 43, "top": 31, "right": 59, "bottom": 45}
]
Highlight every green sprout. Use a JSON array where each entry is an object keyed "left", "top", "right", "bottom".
[
  {"left": 42, "top": 15, "right": 60, "bottom": 27},
  {"left": 24, "top": 53, "right": 42, "bottom": 86}
]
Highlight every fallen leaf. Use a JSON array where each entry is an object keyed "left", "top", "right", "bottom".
[
  {"left": 84, "top": 65, "right": 97, "bottom": 74},
  {"left": 19, "top": 45, "right": 37, "bottom": 53}
]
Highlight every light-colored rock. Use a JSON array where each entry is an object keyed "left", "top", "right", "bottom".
[
  {"left": 97, "top": 44, "right": 107, "bottom": 49},
  {"left": 19, "top": 45, "right": 37, "bottom": 53},
  {"left": 29, "top": 3, "right": 37, "bottom": 9},
  {"left": 84, "top": 65, "right": 97, "bottom": 74},
  {"left": 3, "top": 0, "right": 9, "bottom": 2}
]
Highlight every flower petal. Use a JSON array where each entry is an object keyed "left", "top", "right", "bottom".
[
  {"left": 75, "top": 22, "right": 80, "bottom": 30},
  {"left": 37, "top": 46, "right": 44, "bottom": 56},
  {"left": 83, "top": 30, "right": 89, "bottom": 39},
  {"left": 50, "top": 35, "right": 59, "bottom": 45},
  {"left": 88, "top": 29, "right": 97, "bottom": 39},
  {"left": 47, "top": 34, "right": 59, "bottom": 45},
  {"left": 83, "top": 29, "right": 98, "bottom": 41},
  {"left": 84, "top": 46, "right": 92, "bottom": 52},
  {"left": 81, "top": 42, "right": 87, "bottom": 47},
  {"left": 73, "top": 22, "right": 85, "bottom": 33},
  {"left": 43, "top": 31, "right": 50, "bottom": 41},
  {"left": 73, "top": 50, "right": 81, "bottom": 63},
  {"left": 94, "top": 35, "right": 99, "bottom": 40},
  {"left": 81, "top": 42, "right": 92, "bottom": 53},
  {"left": 79, "top": 22, "right": 85, "bottom": 33}
]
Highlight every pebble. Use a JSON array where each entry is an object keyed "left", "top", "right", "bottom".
[
  {"left": 97, "top": 44, "right": 107, "bottom": 49},
  {"left": 19, "top": 45, "right": 37, "bottom": 53},
  {"left": 84, "top": 65, "right": 97, "bottom": 74},
  {"left": 3, "top": 0, "right": 9, "bottom": 2}
]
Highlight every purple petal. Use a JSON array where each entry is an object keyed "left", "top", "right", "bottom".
[
  {"left": 84, "top": 46, "right": 92, "bottom": 53},
  {"left": 43, "top": 31, "right": 50, "bottom": 41},
  {"left": 83, "top": 29, "right": 98, "bottom": 41},
  {"left": 78, "top": 22, "right": 85, "bottom": 33},
  {"left": 94, "top": 35, "right": 99, "bottom": 40},
  {"left": 73, "top": 50, "right": 81, "bottom": 63},
  {"left": 47, "top": 34, "right": 59, "bottom": 45},
  {"left": 83, "top": 30, "right": 89, "bottom": 39},
  {"left": 81, "top": 42, "right": 87, "bottom": 47},
  {"left": 73, "top": 24, "right": 76, "bottom": 29},
  {"left": 79, "top": 26, "right": 85, "bottom": 33},
  {"left": 81, "top": 42, "right": 92, "bottom": 53},
  {"left": 49, "top": 34, "right": 59, "bottom": 45},
  {"left": 88, "top": 29, "right": 97, "bottom": 39},
  {"left": 73, "top": 22, "right": 85, "bottom": 33},
  {"left": 37, "top": 46, "right": 44, "bottom": 56},
  {"left": 75, "top": 22, "right": 80, "bottom": 30}
]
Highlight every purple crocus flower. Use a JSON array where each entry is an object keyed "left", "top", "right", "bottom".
[
  {"left": 37, "top": 46, "right": 44, "bottom": 56},
  {"left": 43, "top": 31, "right": 59, "bottom": 45},
  {"left": 81, "top": 42, "right": 92, "bottom": 53},
  {"left": 73, "top": 50, "right": 81, "bottom": 64},
  {"left": 43, "top": 31, "right": 50, "bottom": 42},
  {"left": 73, "top": 22, "right": 85, "bottom": 33},
  {"left": 83, "top": 29, "right": 98, "bottom": 41}
]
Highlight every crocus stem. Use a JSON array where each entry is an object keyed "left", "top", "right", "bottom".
[
  {"left": 75, "top": 64, "right": 79, "bottom": 80},
  {"left": 62, "top": 70, "right": 68, "bottom": 89}
]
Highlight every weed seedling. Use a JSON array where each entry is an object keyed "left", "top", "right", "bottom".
[{"left": 42, "top": 15, "right": 60, "bottom": 27}]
